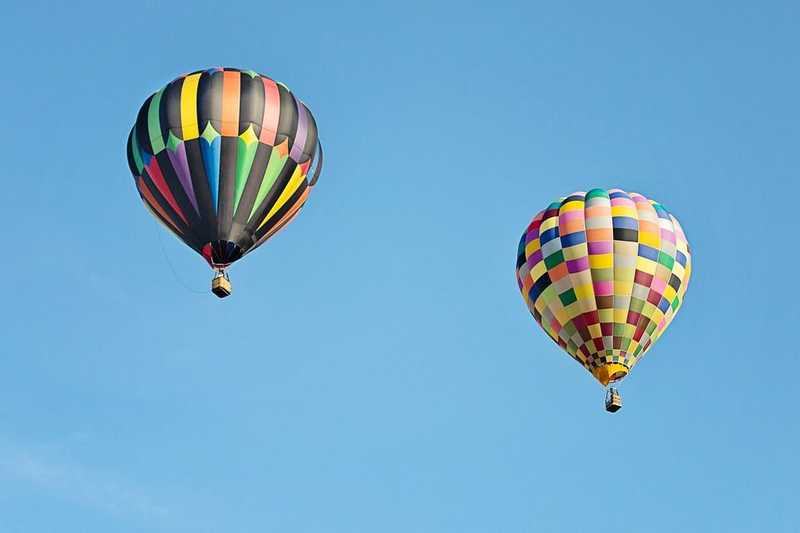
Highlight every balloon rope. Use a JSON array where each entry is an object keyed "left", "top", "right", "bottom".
[{"left": 155, "top": 228, "right": 206, "bottom": 295}]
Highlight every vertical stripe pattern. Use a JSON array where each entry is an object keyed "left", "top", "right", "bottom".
[{"left": 126, "top": 67, "right": 323, "bottom": 268}]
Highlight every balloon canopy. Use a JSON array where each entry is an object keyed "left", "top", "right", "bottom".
[
  {"left": 515, "top": 188, "right": 691, "bottom": 386},
  {"left": 126, "top": 67, "right": 323, "bottom": 271}
]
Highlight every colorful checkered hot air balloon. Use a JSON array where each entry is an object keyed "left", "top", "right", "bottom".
[
  {"left": 515, "top": 188, "right": 691, "bottom": 412},
  {"left": 126, "top": 67, "right": 323, "bottom": 297}
]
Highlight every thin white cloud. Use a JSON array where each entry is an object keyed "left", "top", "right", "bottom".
[{"left": 0, "top": 438, "right": 168, "bottom": 522}]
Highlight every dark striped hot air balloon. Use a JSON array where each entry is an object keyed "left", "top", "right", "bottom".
[{"left": 126, "top": 67, "right": 323, "bottom": 297}]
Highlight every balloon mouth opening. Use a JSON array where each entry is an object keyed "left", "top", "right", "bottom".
[
  {"left": 592, "top": 363, "right": 630, "bottom": 386},
  {"left": 201, "top": 241, "right": 244, "bottom": 269}
]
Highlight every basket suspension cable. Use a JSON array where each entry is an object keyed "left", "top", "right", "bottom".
[{"left": 155, "top": 226, "right": 205, "bottom": 295}]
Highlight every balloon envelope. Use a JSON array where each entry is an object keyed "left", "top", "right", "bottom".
[
  {"left": 126, "top": 67, "right": 322, "bottom": 269},
  {"left": 515, "top": 188, "right": 691, "bottom": 385}
]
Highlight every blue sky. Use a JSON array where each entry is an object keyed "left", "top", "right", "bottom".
[{"left": 1, "top": 2, "right": 798, "bottom": 532}]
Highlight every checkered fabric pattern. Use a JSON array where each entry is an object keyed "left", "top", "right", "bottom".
[{"left": 515, "top": 188, "right": 691, "bottom": 383}]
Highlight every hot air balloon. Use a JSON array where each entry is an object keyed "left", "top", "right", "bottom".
[
  {"left": 515, "top": 189, "right": 691, "bottom": 412},
  {"left": 126, "top": 67, "right": 323, "bottom": 297}
]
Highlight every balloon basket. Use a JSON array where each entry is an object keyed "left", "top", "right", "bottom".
[
  {"left": 211, "top": 271, "right": 232, "bottom": 298},
  {"left": 605, "top": 388, "right": 623, "bottom": 413}
]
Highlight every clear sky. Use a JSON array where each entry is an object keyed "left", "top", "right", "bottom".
[{"left": 1, "top": 2, "right": 798, "bottom": 532}]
